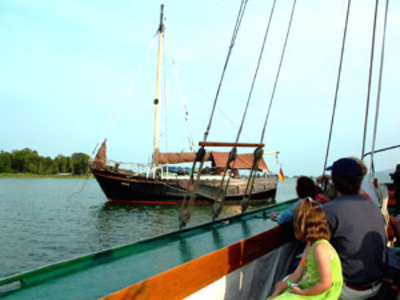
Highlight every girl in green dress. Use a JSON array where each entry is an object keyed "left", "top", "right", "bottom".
[{"left": 268, "top": 197, "right": 343, "bottom": 300}]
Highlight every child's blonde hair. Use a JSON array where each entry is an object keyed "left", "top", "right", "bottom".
[{"left": 293, "top": 197, "right": 331, "bottom": 243}]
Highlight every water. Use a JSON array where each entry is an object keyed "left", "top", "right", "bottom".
[{"left": 0, "top": 177, "right": 297, "bottom": 279}]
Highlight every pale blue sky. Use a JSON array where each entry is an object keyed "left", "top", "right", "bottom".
[{"left": 1, "top": 0, "right": 399, "bottom": 176}]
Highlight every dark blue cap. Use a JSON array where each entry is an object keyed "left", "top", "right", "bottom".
[{"left": 326, "top": 158, "right": 363, "bottom": 178}]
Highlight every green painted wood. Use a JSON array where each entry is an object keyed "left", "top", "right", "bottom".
[{"left": 0, "top": 200, "right": 297, "bottom": 300}]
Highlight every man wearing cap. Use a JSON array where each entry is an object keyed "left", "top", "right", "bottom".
[{"left": 323, "top": 158, "right": 387, "bottom": 300}]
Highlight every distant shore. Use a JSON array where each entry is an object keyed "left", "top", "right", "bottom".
[{"left": 0, "top": 173, "right": 93, "bottom": 179}]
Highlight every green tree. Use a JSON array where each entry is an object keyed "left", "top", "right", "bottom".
[
  {"left": 1, "top": 148, "right": 90, "bottom": 175},
  {"left": 11, "top": 148, "right": 40, "bottom": 173},
  {"left": 71, "top": 153, "right": 90, "bottom": 175},
  {"left": 55, "top": 155, "right": 69, "bottom": 173},
  {"left": 0, "top": 151, "right": 12, "bottom": 173},
  {"left": 41, "top": 157, "right": 58, "bottom": 174}
]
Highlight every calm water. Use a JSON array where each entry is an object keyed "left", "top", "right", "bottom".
[{"left": 0, "top": 178, "right": 297, "bottom": 279}]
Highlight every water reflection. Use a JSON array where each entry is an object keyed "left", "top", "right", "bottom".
[
  {"left": 93, "top": 199, "right": 275, "bottom": 252},
  {"left": 211, "top": 227, "right": 224, "bottom": 249},
  {"left": 178, "top": 236, "right": 194, "bottom": 262}
]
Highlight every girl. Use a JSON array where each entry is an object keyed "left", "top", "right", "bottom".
[{"left": 268, "top": 198, "right": 343, "bottom": 300}]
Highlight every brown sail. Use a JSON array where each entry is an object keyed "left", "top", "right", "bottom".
[
  {"left": 92, "top": 140, "right": 107, "bottom": 168},
  {"left": 155, "top": 151, "right": 212, "bottom": 165},
  {"left": 156, "top": 150, "right": 268, "bottom": 170}
]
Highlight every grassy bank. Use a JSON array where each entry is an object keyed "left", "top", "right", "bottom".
[{"left": 0, "top": 173, "right": 93, "bottom": 179}]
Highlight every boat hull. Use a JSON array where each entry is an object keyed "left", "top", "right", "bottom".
[{"left": 91, "top": 167, "right": 278, "bottom": 204}]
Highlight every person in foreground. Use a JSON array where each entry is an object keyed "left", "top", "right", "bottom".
[
  {"left": 323, "top": 158, "right": 387, "bottom": 300},
  {"left": 268, "top": 198, "right": 343, "bottom": 300}
]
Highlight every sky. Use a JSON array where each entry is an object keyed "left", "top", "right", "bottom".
[{"left": 1, "top": 0, "right": 399, "bottom": 177}]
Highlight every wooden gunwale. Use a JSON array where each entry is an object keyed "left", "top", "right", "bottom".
[
  {"left": 100, "top": 225, "right": 293, "bottom": 300},
  {"left": 199, "top": 142, "right": 265, "bottom": 148}
]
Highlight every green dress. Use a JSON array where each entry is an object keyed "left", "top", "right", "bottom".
[{"left": 273, "top": 239, "right": 343, "bottom": 300}]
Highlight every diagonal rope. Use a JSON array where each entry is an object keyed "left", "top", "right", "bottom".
[
  {"left": 100, "top": 37, "right": 157, "bottom": 144},
  {"left": 203, "top": 0, "right": 249, "bottom": 142},
  {"left": 322, "top": 0, "right": 352, "bottom": 175},
  {"left": 213, "top": 0, "right": 278, "bottom": 217},
  {"left": 165, "top": 39, "right": 195, "bottom": 151},
  {"left": 179, "top": 0, "right": 250, "bottom": 228},
  {"left": 236, "top": 0, "right": 297, "bottom": 213},
  {"left": 370, "top": 0, "right": 390, "bottom": 174},
  {"left": 259, "top": 0, "right": 297, "bottom": 144},
  {"left": 234, "top": 0, "right": 277, "bottom": 144},
  {"left": 361, "top": 0, "right": 379, "bottom": 160}
]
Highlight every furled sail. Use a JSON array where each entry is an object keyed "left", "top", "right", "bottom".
[
  {"left": 93, "top": 140, "right": 107, "bottom": 168},
  {"left": 155, "top": 150, "right": 269, "bottom": 170},
  {"left": 155, "top": 151, "right": 212, "bottom": 165},
  {"left": 210, "top": 151, "right": 269, "bottom": 170}
]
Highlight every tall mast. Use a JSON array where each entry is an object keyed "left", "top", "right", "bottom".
[{"left": 153, "top": 4, "right": 165, "bottom": 167}]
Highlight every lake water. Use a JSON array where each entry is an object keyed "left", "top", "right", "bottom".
[{"left": 0, "top": 177, "right": 297, "bottom": 279}]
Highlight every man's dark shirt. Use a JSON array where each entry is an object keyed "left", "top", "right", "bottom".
[{"left": 323, "top": 194, "right": 386, "bottom": 285}]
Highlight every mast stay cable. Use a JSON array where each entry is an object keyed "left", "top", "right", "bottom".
[
  {"left": 240, "top": 0, "right": 297, "bottom": 213},
  {"left": 95, "top": 37, "right": 157, "bottom": 154},
  {"left": 212, "top": 0, "right": 278, "bottom": 218},
  {"left": 165, "top": 40, "right": 195, "bottom": 151},
  {"left": 259, "top": 0, "right": 297, "bottom": 145},
  {"left": 370, "top": 0, "right": 390, "bottom": 174},
  {"left": 361, "top": 0, "right": 379, "bottom": 160},
  {"left": 179, "top": 0, "right": 250, "bottom": 228},
  {"left": 321, "top": 0, "right": 352, "bottom": 177}
]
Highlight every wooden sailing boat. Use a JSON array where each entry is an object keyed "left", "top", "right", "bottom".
[{"left": 90, "top": 5, "right": 278, "bottom": 205}]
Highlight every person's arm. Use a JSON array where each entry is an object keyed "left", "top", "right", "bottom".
[
  {"left": 269, "top": 244, "right": 308, "bottom": 299},
  {"left": 276, "top": 200, "right": 300, "bottom": 224},
  {"left": 269, "top": 263, "right": 304, "bottom": 299},
  {"left": 290, "top": 242, "right": 333, "bottom": 296}
]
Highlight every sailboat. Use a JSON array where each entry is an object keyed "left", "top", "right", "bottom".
[{"left": 90, "top": 4, "right": 279, "bottom": 205}]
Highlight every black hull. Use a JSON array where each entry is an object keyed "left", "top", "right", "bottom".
[{"left": 91, "top": 167, "right": 278, "bottom": 205}]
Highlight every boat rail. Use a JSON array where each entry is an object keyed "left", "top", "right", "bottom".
[{"left": 0, "top": 199, "right": 298, "bottom": 300}]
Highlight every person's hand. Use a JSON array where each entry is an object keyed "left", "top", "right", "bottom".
[
  {"left": 289, "top": 285, "right": 305, "bottom": 295},
  {"left": 268, "top": 280, "right": 288, "bottom": 299},
  {"left": 270, "top": 211, "right": 279, "bottom": 222},
  {"left": 316, "top": 175, "right": 330, "bottom": 185}
]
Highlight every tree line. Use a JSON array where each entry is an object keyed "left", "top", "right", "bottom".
[{"left": 0, "top": 148, "right": 91, "bottom": 175}]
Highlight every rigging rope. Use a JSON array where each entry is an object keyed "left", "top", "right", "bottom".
[
  {"left": 212, "top": 0, "right": 278, "bottom": 217},
  {"left": 370, "top": 0, "right": 390, "bottom": 174},
  {"left": 321, "top": 0, "right": 352, "bottom": 175},
  {"left": 238, "top": 0, "right": 297, "bottom": 213},
  {"left": 203, "top": 0, "right": 249, "bottom": 142},
  {"left": 165, "top": 40, "right": 195, "bottom": 151},
  {"left": 179, "top": 0, "right": 249, "bottom": 228},
  {"left": 259, "top": 0, "right": 297, "bottom": 145},
  {"left": 169, "top": 64, "right": 254, "bottom": 142},
  {"left": 67, "top": 143, "right": 100, "bottom": 202},
  {"left": 361, "top": 0, "right": 379, "bottom": 160},
  {"left": 235, "top": 0, "right": 277, "bottom": 145},
  {"left": 100, "top": 37, "right": 157, "bottom": 145}
]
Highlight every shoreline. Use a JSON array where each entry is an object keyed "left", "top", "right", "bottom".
[{"left": 0, "top": 173, "right": 93, "bottom": 179}]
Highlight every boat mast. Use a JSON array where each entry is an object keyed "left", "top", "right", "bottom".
[{"left": 153, "top": 4, "right": 165, "bottom": 168}]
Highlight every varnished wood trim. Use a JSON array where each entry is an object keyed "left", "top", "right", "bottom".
[
  {"left": 198, "top": 142, "right": 265, "bottom": 148},
  {"left": 101, "top": 225, "right": 293, "bottom": 300}
]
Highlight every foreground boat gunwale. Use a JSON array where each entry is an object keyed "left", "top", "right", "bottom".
[
  {"left": 100, "top": 224, "right": 298, "bottom": 300},
  {"left": 0, "top": 199, "right": 297, "bottom": 298}
]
